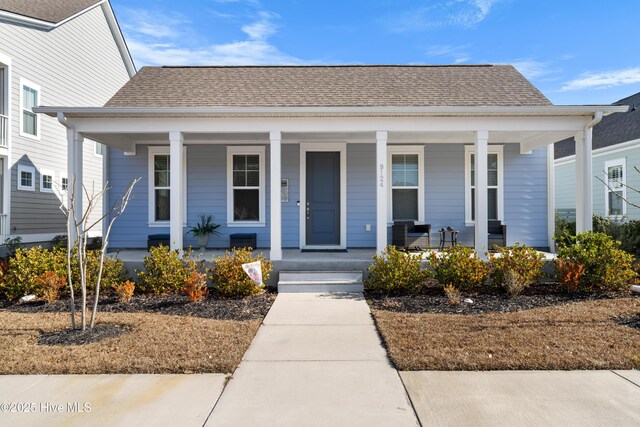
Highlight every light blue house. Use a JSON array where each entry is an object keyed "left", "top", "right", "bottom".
[
  {"left": 555, "top": 92, "right": 640, "bottom": 221},
  {"left": 36, "top": 65, "right": 625, "bottom": 259}
]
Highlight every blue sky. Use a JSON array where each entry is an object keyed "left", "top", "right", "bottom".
[{"left": 111, "top": 0, "right": 640, "bottom": 105}]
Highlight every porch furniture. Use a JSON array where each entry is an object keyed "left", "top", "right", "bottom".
[
  {"left": 148, "top": 233, "right": 170, "bottom": 249},
  {"left": 230, "top": 233, "right": 257, "bottom": 250},
  {"left": 439, "top": 227, "right": 459, "bottom": 250},
  {"left": 488, "top": 220, "right": 507, "bottom": 248},
  {"left": 392, "top": 221, "right": 431, "bottom": 250}
]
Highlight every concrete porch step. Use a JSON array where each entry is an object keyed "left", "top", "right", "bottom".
[{"left": 278, "top": 271, "right": 364, "bottom": 293}]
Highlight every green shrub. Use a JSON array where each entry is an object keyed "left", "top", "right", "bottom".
[
  {"left": 365, "top": 245, "right": 429, "bottom": 295},
  {"left": 429, "top": 246, "right": 490, "bottom": 291},
  {"left": 84, "top": 252, "right": 128, "bottom": 292},
  {"left": 137, "top": 245, "right": 201, "bottom": 294},
  {"left": 556, "top": 232, "right": 637, "bottom": 293},
  {"left": 489, "top": 244, "right": 545, "bottom": 295},
  {"left": 1, "top": 247, "right": 68, "bottom": 300},
  {"left": 208, "top": 248, "right": 271, "bottom": 298},
  {"left": 554, "top": 214, "right": 576, "bottom": 249}
]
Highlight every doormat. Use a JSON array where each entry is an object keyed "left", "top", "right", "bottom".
[{"left": 301, "top": 249, "right": 348, "bottom": 253}]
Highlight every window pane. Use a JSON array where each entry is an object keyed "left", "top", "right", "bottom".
[
  {"left": 43, "top": 175, "right": 52, "bottom": 190},
  {"left": 246, "top": 155, "right": 259, "bottom": 170},
  {"left": 155, "top": 189, "right": 170, "bottom": 221},
  {"left": 23, "top": 86, "right": 37, "bottom": 109},
  {"left": 21, "top": 171, "right": 32, "bottom": 187},
  {"left": 609, "top": 191, "right": 623, "bottom": 216},
  {"left": 246, "top": 171, "right": 259, "bottom": 186},
  {"left": 470, "top": 154, "right": 475, "bottom": 187},
  {"left": 62, "top": 177, "right": 69, "bottom": 190},
  {"left": 392, "top": 154, "right": 419, "bottom": 187},
  {"left": 488, "top": 170, "right": 498, "bottom": 186},
  {"left": 233, "top": 171, "right": 246, "bottom": 186},
  {"left": 488, "top": 188, "right": 498, "bottom": 220},
  {"left": 608, "top": 165, "right": 623, "bottom": 190},
  {"left": 95, "top": 143, "right": 104, "bottom": 156},
  {"left": 155, "top": 171, "right": 170, "bottom": 187},
  {"left": 392, "top": 188, "right": 418, "bottom": 220},
  {"left": 471, "top": 188, "right": 475, "bottom": 221},
  {"left": 23, "top": 111, "right": 37, "bottom": 135},
  {"left": 233, "top": 155, "right": 246, "bottom": 171},
  {"left": 154, "top": 155, "right": 169, "bottom": 172},
  {"left": 234, "top": 189, "right": 259, "bottom": 221}
]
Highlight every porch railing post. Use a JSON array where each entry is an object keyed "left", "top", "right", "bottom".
[
  {"left": 169, "top": 131, "right": 184, "bottom": 253},
  {"left": 475, "top": 130, "right": 489, "bottom": 258},
  {"left": 270, "top": 131, "right": 282, "bottom": 260},
  {"left": 575, "top": 129, "right": 592, "bottom": 233},
  {"left": 376, "top": 131, "right": 388, "bottom": 255}
]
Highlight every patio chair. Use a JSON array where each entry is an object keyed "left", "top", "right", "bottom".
[
  {"left": 488, "top": 220, "right": 507, "bottom": 249},
  {"left": 392, "top": 221, "right": 432, "bottom": 250}
]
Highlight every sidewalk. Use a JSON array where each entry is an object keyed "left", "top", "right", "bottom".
[{"left": 205, "top": 292, "right": 420, "bottom": 427}]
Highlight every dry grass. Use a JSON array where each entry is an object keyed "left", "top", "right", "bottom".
[
  {"left": 371, "top": 298, "right": 640, "bottom": 371},
  {"left": 0, "top": 311, "right": 261, "bottom": 374}
]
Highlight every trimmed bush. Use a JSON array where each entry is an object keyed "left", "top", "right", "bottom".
[
  {"left": 1, "top": 247, "right": 68, "bottom": 300},
  {"left": 183, "top": 272, "right": 208, "bottom": 303},
  {"left": 443, "top": 284, "right": 461, "bottom": 305},
  {"left": 429, "top": 246, "right": 490, "bottom": 291},
  {"left": 556, "top": 232, "right": 637, "bottom": 293},
  {"left": 489, "top": 244, "right": 545, "bottom": 295},
  {"left": 36, "top": 272, "right": 67, "bottom": 303},
  {"left": 208, "top": 248, "right": 271, "bottom": 298},
  {"left": 115, "top": 280, "right": 135, "bottom": 303},
  {"left": 137, "top": 245, "right": 202, "bottom": 294},
  {"left": 365, "top": 245, "right": 429, "bottom": 295}
]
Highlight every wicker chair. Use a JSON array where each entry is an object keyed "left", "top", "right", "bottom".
[
  {"left": 488, "top": 220, "right": 507, "bottom": 248},
  {"left": 392, "top": 221, "right": 432, "bottom": 250}
]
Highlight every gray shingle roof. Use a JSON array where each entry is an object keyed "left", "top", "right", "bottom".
[
  {"left": 0, "top": 0, "right": 101, "bottom": 24},
  {"left": 104, "top": 65, "right": 552, "bottom": 108},
  {"left": 554, "top": 91, "right": 640, "bottom": 159}
]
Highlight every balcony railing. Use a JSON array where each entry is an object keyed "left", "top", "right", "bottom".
[{"left": 0, "top": 114, "right": 7, "bottom": 147}]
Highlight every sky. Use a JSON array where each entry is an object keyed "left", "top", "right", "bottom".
[{"left": 111, "top": 0, "right": 640, "bottom": 105}]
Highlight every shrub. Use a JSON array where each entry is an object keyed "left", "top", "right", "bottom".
[
  {"left": 443, "top": 285, "right": 461, "bottom": 305},
  {"left": 554, "top": 214, "right": 576, "bottom": 249},
  {"left": 208, "top": 248, "right": 271, "bottom": 298},
  {"left": 1, "top": 247, "right": 68, "bottom": 300},
  {"left": 429, "top": 246, "right": 490, "bottom": 291},
  {"left": 2, "top": 236, "right": 22, "bottom": 257},
  {"left": 556, "top": 232, "right": 637, "bottom": 293},
  {"left": 84, "top": 252, "right": 128, "bottom": 292},
  {"left": 365, "top": 246, "right": 429, "bottom": 295},
  {"left": 36, "top": 272, "right": 66, "bottom": 303},
  {"left": 115, "top": 280, "right": 135, "bottom": 303},
  {"left": 137, "top": 246, "right": 201, "bottom": 294},
  {"left": 556, "top": 258, "right": 585, "bottom": 292},
  {"left": 489, "top": 244, "right": 544, "bottom": 295},
  {"left": 183, "top": 271, "right": 208, "bottom": 302}
]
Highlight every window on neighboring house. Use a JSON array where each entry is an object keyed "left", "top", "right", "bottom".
[
  {"left": 148, "top": 147, "right": 187, "bottom": 225},
  {"left": 21, "top": 80, "right": 40, "bottom": 138},
  {"left": 40, "top": 170, "right": 54, "bottom": 193},
  {"left": 95, "top": 141, "right": 105, "bottom": 157},
  {"left": 465, "top": 145, "right": 503, "bottom": 223},
  {"left": 17, "top": 164, "right": 35, "bottom": 191},
  {"left": 61, "top": 176, "right": 69, "bottom": 191},
  {"left": 605, "top": 159, "right": 626, "bottom": 217},
  {"left": 391, "top": 154, "right": 419, "bottom": 221},
  {"left": 227, "top": 147, "right": 265, "bottom": 225}
]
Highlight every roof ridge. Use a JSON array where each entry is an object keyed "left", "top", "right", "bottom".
[{"left": 157, "top": 64, "right": 502, "bottom": 69}]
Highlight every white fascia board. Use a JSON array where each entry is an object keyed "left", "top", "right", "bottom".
[
  {"left": 554, "top": 137, "right": 640, "bottom": 166},
  {"left": 100, "top": 2, "right": 136, "bottom": 77},
  {"left": 0, "top": 1, "right": 107, "bottom": 30}
]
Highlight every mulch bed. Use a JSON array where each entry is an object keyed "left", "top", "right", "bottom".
[{"left": 38, "top": 323, "right": 132, "bottom": 346}]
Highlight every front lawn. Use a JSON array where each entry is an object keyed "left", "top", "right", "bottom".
[
  {"left": 370, "top": 294, "right": 640, "bottom": 371},
  {"left": 0, "top": 293, "right": 275, "bottom": 374}
]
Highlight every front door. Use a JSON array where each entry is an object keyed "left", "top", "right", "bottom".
[{"left": 305, "top": 151, "right": 340, "bottom": 246}]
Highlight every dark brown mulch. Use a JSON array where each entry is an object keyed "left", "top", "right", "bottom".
[
  {"left": 3, "top": 291, "right": 277, "bottom": 321},
  {"left": 38, "top": 323, "right": 132, "bottom": 346},
  {"left": 618, "top": 313, "right": 640, "bottom": 330}
]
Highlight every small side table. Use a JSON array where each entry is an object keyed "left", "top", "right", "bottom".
[{"left": 439, "top": 228, "right": 459, "bottom": 250}]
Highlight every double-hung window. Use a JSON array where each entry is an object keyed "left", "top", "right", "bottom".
[
  {"left": 388, "top": 147, "right": 424, "bottom": 222},
  {"left": 40, "top": 169, "right": 54, "bottom": 193},
  {"left": 465, "top": 145, "right": 503, "bottom": 223},
  {"left": 148, "top": 146, "right": 187, "bottom": 225},
  {"left": 227, "top": 146, "right": 265, "bottom": 225},
  {"left": 604, "top": 158, "right": 626, "bottom": 217},
  {"left": 20, "top": 79, "right": 40, "bottom": 139}
]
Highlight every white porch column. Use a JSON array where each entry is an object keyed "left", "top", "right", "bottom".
[
  {"left": 66, "top": 128, "right": 83, "bottom": 249},
  {"left": 269, "top": 131, "right": 282, "bottom": 260},
  {"left": 575, "top": 130, "right": 592, "bottom": 232},
  {"left": 169, "top": 131, "right": 184, "bottom": 252},
  {"left": 376, "top": 131, "right": 388, "bottom": 254},
  {"left": 474, "top": 130, "right": 489, "bottom": 257}
]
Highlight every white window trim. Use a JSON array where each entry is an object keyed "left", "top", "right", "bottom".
[
  {"left": 147, "top": 146, "right": 187, "bottom": 227},
  {"left": 604, "top": 157, "right": 626, "bottom": 218},
  {"left": 387, "top": 146, "right": 425, "bottom": 224},
  {"left": 19, "top": 77, "right": 41, "bottom": 140},
  {"left": 40, "top": 168, "right": 54, "bottom": 193},
  {"left": 94, "top": 141, "right": 104, "bottom": 158},
  {"left": 464, "top": 145, "right": 504, "bottom": 225},
  {"left": 227, "top": 146, "right": 266, "bottom": 227},
  {"left": 17, "top": 164, "right": 35, "bottom": 191}
]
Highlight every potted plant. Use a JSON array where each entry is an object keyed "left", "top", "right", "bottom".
[{"left": 188, "top": 215, "right": 221, "bottom": 249}]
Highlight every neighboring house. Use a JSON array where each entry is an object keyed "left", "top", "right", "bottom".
[
  {"left": 0, "top": 0, "right": 135, "bottom": 244},
  {"left": 555, "top": 92, "right": 640, "bottom": 221},
  {"left": 36, "top": 65, "right": 624, "bottom": 258}
]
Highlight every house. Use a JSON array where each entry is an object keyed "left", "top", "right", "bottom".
[
  {"left": 0, "top": 0, "right": 135, "bottom": 245},
  {"left": 35, "top": 65, "right": 625, "bottom": 260},
  {"left": 555, "top": 91, "right": 640, "bottom": 221}
]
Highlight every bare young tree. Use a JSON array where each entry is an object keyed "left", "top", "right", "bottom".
[{"left": 60, "top": 177, "right": 140, "bottom": 331}]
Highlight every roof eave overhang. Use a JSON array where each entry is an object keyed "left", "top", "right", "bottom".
[
  {"left": 0, "top": 0, "right": 106, "bottom": 30},
  {"left": 35, "top": 105, "right": 629, "bottom": 119}
]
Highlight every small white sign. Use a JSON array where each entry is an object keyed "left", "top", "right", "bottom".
[{"left": 242, "top": 261, "right": 263, "bottom": 287}]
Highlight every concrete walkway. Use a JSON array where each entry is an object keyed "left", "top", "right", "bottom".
[{"left": 206, "top": 292, "right": 419, "bottom": 427}]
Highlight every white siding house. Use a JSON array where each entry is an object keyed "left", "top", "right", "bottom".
[{"left": 0, "top": 0, "right": 135, "bottom": 244}]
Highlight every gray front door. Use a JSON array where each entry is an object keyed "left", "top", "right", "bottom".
[{"left": 306, "top": 152, "right": 340, "bottom": 246}]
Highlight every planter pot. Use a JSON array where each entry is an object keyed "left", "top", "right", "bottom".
[{"left": 195, "top": 234, "right": 210, "bottom": 249}]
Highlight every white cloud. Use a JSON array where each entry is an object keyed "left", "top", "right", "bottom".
[
  {"left": 385, "top": 0, "right": 500, "bottom": 32},
  {"left": 241, "top": 11, "right": 278, "bottom": 40},
  {"left": 509, "top": 59, "right": 555, "bottom": 79},
  {"left": 425, "top": 44, "right": 471, "bottom": 63},
  {"left": 120, "top": 9, "right": 187, "bottom": 39},
  {"left": 561, "top": 67, "right": 640, "bottom": 91}
]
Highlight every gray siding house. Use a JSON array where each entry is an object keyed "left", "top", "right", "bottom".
[
  {"left": 37, "top": 65, "right": 624, "bottom": 258},
  {"left": 0, "top": 0, "right": 135, "bottom": 244},
  {"left": 555, "top": 92, "right": 640, "bottom": 221}
]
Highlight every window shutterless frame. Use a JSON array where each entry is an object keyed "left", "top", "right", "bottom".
[
  {"left": 19, "top": 78, "right": 41, "bottom": 140},
  {"left": 147, "top": 146, "right": 187, "bottom": 226},
  {"left": 464, "top": 144, "right": 504, "bottom": 225},
  {"left": 226, "top": 146, "right": 266, "bottom": 226},
  {"left": 604, "top": 157, "right": 626, "bottom": 218},
  {"left": 17, "top": 164, "right": 35, "bottom": 191},
  {"left": 40, "top": 169, "right": 54, "bottom": 193},
  {"left": 387, "top": 146, "right": 424, "bottom": 224}
]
